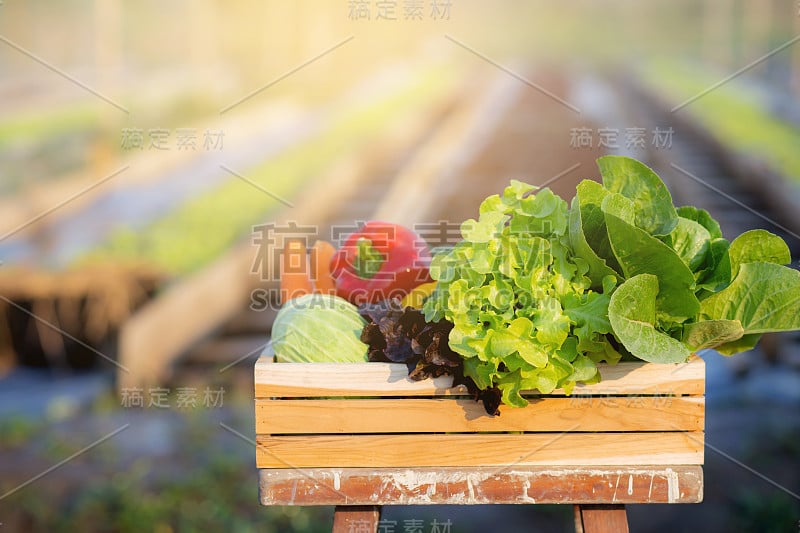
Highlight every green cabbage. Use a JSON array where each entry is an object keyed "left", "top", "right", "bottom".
[{"left": 272, "top": 294, "right": 368, "bottom": 363}]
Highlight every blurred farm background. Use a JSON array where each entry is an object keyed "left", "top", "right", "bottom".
[{"left": 0, "top": 1, "right": 799, "bottom": 531}]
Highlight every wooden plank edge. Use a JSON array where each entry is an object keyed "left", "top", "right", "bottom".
[
  {"left": 576, "top": 504, "right": 630, "bottom": 533},
  {"left": 255, "top": 396, "right": 705, "bottom": 434},
  {"left": 258, "top": 465, "right": 703, "bottom": 506},
  {"left": 254, "top": 358, "right": 705, "bottom": 398},
  {"left": 332, "top": 506, "right": 382, "bottom": 533},
  {"left": 255, "top": 432, "right": 705, "bottom": 469}
]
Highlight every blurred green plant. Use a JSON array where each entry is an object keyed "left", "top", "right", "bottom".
[
  {"left": 0, "top": 416, "right": 40, "bottom": 450},
  {"left": 42, "top": 454, "right": 333, "bottom": 533},
  {"left": 1, "top": 409, "right": 333, "bottom": 532},
  {"left": 0, "top": 91, "right": 236, "bottom": 198},
  {"left": 741, "top": 426, "right": 800, "bottom": 471},
  {"left": 719, "top": 423, "right": 800, "bottom": 533},
  {"left": 78, "top": 67, "right": 454, "bottom": 275},
  {"left": 730, "top": 490, "right": 800, "bottom": 533},
  {"left": 640, "top": 61, "right": 800, "bottom": 183}
]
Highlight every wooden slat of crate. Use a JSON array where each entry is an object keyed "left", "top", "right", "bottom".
[
  {"left": 254, "top": 359, "right": 465, "bottom": 397},
  {"left": 255, "top": 432, "right": 704, "bottom": 469},
  {"left": 258, "top": 465, "right": 704, "bottom": 505},
  {"left": 256, "top": 396, "right": 704, "bottom": 434},
  {"left": 253, "top": 357, "right": 705, "bottom": 398}
]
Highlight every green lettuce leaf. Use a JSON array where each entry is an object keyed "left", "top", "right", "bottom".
[
  {"left": 663, "top": 217, "right": 712, "bottom": 272},
  {"left": 728, "top": 229, "right": 791, "bottom": 277},
  {"left": 597, "top": 155, "right": 679, "bottom": 236},
  {"left": 572, "top": 180, "right": 622, "bottom": 273},
  {"left": 490, "top": 317, "right": 548, "bottom": 368},
  {"left": 608, "top": 274, "right": 692, "bottom": 363},
  {"left": 695, "top": 237, "right": 732, "bottom": 293},
  {"left": 699, "top": 262, "right": 800, "bottom": 334},
  {"left": 681, "top": 319, "right": 744, "bottom": 351},
  {"left": 715, "top": 333, "right": 763, "bottom": 356},
  {"left": 568, "top": 193, "right": 618, "bottom": 288},
  {"left": 676, "top": 205, "right": 723, "bottom": 239},
  {"left": 603, "top": 209, "right": 700, "bottom": 321}
]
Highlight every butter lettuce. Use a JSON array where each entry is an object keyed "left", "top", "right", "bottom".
[
  {"left": 597, "top": 155, "right": 679, "bottom": 236},
  {"left": 608, "top": 274, "right": 692, "bottom": 363},
  {"left": 590, "top": 155, "right": 800, "bottom": 359}
]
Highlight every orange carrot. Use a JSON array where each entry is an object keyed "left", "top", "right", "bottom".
[
  {"left": 309, "top": 240, "right": 338, "bottom": 295},
  {"left": 280, "top": 239, "right": 313, "bottom": 304}
]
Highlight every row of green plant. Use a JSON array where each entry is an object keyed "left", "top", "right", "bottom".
[
  {"left": 638, "top": 61, "right": 800, "bottom": 183},
  {"left": 0, "top": 69, "right": 376, "bottom": 198},
  {"left": 0, "top": 91, "right": 228, "bottom": 197},
  {"left": 77, "top": 67, "right": 454, "bottom": 275}
]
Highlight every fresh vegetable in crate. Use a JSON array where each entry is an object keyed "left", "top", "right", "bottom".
[
  {"left": 271, "top": 293, "right": 369, "bottom": 363},
  {"left": 422, "top": 156, "right": 800, "bottom": 409},
  {"left": 331, "top": 221, "right": 432, "bottom": 305},
  {"left": 279, "top": 239, "right": 339, "bottom": 304},
  {"left": 359, "top": 298, "right": 504, "bottom": 414},
  {"left": 270, "top": 223, "right": 435, "bottom": 364}
]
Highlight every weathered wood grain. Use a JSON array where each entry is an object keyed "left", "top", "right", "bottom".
[
  {"left": 575, "top": 504, "right": 630, "bottom": 533},
  {"left": 256, "top": 396, "right": 705, "bottom": 434},
  {"left": 255, "top": 432, "right": 704, "bottom": 469},
  {"left": 332, "top": 506, "right": 381, "bottom": 533},
  {"left": 258, "top": 466, "right": 703, "bottom": 505},
  {"left": 254, "top": 357, "right": 705, "bottom": 398}
]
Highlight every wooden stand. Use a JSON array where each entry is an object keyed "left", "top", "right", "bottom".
[
  {"left": 255, "top": 356, "right": 705, "bottom": 532},
  {"left": 331, "top": 506, "right": 381, "bottom": 533},
  {"left": 574, "top": 505, "right": 629, "bottom": 533}
]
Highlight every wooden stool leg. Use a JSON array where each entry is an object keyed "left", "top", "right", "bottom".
[
  {"left": 332, "top": 505, "right": 382, "bottom": 533},
  {"left": 574, "top": 504, "right": 629, "bottom": 533}
]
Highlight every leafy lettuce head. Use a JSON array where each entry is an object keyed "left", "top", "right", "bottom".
[{"left": 422, "top": 180, "right": 619, "bottom": 407}]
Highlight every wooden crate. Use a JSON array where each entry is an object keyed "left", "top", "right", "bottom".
[{"left": 255, "top": 355, "right": 704, "bottom": 506}]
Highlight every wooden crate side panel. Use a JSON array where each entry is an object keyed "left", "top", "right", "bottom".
[
  {"left": 259, "top": 465, "right": 703, "bottom": 505},
  {"left": 254, "top": 359, "right": 465, "bottom": 397},
  {"left": 255, "top": 432, "right": 705, "bottom": 469},
  {"left": 254, "top": 358, "right": 705, "bottom": 398},
  {"left": 255, "top": 396, "right": 705, "bottom": 434}
]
